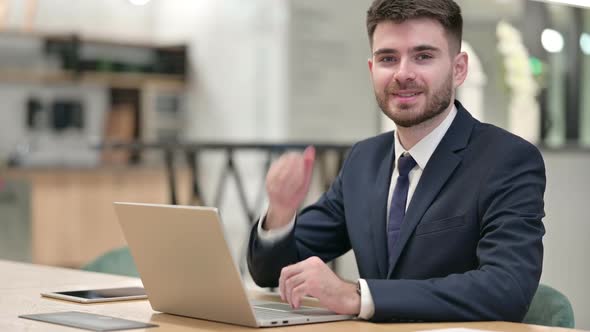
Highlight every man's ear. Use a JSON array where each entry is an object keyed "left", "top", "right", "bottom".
[{"left": 453, "top": 51, "right": 469, "bottom": 88}]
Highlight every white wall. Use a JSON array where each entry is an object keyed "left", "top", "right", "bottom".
[
  {"left": 542, "top": 152, "right": 590, "bottom": 329},
  {"left": 153, "top": 0, "right": 288, "bottom": 142},
  {"left": 3, "top": 0, "right": 155, "bottom": 41},
  {"left": 286, "top": 0, "right": 376, "bottom": 141}
]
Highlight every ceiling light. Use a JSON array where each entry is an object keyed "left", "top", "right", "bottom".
[
  {"left": 581, "top": 33, "right": 590, "bottom": 55},
  {"left": 542, "top": 29, "right": 565, "bottom": 53}
]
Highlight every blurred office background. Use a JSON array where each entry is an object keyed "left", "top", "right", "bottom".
[{"left": 0, "top": 0, "right": 588, "bottom": 328}]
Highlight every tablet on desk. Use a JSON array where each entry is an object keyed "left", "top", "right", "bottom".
[{"left": 41, "top": 287, "right": 147, "bottom": 303}]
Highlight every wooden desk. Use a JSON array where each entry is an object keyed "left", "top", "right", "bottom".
[{"left": 0, "top": 260, "right": 583, "bottom": 331}]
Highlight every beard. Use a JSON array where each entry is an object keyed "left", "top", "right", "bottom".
[{"left": 376, "top": 73, "right": 453, "bottom": 128}]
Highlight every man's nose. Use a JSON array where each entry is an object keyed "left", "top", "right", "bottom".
[{"left": 393, "top": 58, "right": 417, "bottom": 83}]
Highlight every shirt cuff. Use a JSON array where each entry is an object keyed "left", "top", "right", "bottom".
[
  {"left": 256, "top": 212, "right": 296, "bottom": 244},
  {"left": 357, "top": 279, "right": 375, "bottom": 320}
]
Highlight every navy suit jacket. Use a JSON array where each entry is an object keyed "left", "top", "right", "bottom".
[{"left": 247, "top": 101, "right": 546, "bottom": 322}]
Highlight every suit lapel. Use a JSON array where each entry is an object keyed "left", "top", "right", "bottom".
[
  {"left": 387, "top": 103, "right": 476, "bottom": 277},
  {"left": 368, "top": 136, "right": 395, "bottom": 278}
]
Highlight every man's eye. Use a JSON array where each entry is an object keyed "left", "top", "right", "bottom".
[
  {"left": 416, "top": 54, "right": 433, "bottom": 61},
  {"left": 380, "top": 56, "right": 395, "bottom": 63}
]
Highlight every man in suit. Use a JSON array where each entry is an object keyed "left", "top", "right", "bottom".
[{"left": 247, "top": 0, "right": 546, "bottom": 323}]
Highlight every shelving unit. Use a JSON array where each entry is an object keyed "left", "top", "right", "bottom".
[
  {"left": 0, "top": 30, "right": 189, "bottom": 166},
  {"left": 0, "top": 29, "right": 187, "bottom": 78},
  {"left": 0, "top": 30, "right": 192, "bottom": 266}
]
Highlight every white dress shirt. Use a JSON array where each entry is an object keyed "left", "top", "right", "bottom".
[{"left": 257, "top": 106, "right": 457, "bottom": 319}]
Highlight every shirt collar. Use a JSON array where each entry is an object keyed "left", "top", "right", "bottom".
[{"left": 394, "top": 105, "right": 457, "bottom": 170}]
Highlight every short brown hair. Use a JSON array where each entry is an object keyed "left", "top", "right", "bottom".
[{"left": 366, "top": 0, "right": 463, "bottom": 53}]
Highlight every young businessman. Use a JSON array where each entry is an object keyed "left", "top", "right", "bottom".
[{"left": 248, "top": 0, "right": 546, "bottom": 322}]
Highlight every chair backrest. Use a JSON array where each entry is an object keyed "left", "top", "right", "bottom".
[
  {"left": 523, "top": 284, "right": 575, "bottom": 328},
  {"left": 82, "top": 246, "right": 139, "bottom": 278}
]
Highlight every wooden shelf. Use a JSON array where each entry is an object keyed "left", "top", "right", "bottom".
[
  {"left": 0, "top": 68, "right": 186, "bottom": 89},
  {"left": 0, "top": 28, "right": 180, "bottom": 50}
]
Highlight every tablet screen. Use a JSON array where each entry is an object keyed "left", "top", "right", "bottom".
[{"left": 55, "top": 287, "right": 146, "bottom": 299}]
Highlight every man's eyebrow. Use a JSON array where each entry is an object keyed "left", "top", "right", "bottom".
[
  {"left": 373, "top": 48, "right": 398, "bottom": 56},
  {"left": 373, "top": 45, "right": 442, "bottom": 56},
  {"left": 413, "top": 45, "right": 441, "bottom": 53}
]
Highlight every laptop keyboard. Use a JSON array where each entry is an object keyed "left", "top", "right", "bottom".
[
  {"left": 255, "top": 303, "right": 300, "bottom": 311},
  {"left": 254, "top": 307, "right": 302, "bottom": 320},
  {"left": 253, "top": 302, "right": 335, "bottom": 319}
]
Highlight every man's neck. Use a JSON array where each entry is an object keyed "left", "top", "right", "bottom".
[{"left": 397, "top": 104, "right": 454, "bottom": 150}]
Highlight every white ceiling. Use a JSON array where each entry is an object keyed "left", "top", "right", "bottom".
[
  {"left": 531, "top": 0, "right": 590, "bottom": 8},
  {"left": 455, "top": 0, "right": 525, "bottom": 22}
]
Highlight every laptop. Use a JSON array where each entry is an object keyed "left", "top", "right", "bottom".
[{"left": 113, "top": 202, "right": 354, "bottom": 327}]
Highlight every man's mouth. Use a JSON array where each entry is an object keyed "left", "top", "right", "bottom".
[{"left": 391, "top": 91, "right": 422, "bottom": 103}]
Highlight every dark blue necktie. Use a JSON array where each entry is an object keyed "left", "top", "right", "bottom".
[{"left": 387, "top": 153, "right": 417, "bottom": 268}]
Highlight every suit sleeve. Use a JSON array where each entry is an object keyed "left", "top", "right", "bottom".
[
  {"left": 367, "top": 140, "right": 546, "bottom": 322},
  {"left": 247, "top": 145, "right": 357, "bottom": 288}
]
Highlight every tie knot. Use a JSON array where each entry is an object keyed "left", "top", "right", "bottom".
[{"left": 397, "top": 153, "right": 416, "bottom": 177}]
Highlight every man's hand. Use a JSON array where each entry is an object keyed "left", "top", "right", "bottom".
[
  {"left": 279, "top": 256, "right": 360, "bottom": 315},
  {"left": 264, "top": 146, "right": 316, "bottom": 230}
]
